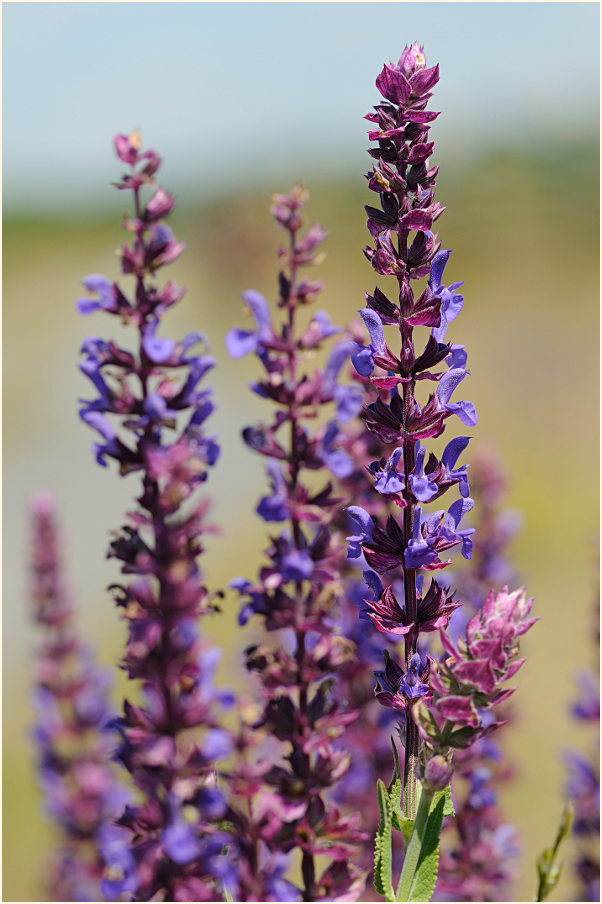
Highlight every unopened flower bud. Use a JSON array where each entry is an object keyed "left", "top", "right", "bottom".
[
  {"left": 421, "top": 754, "right": 453, "bottom": 792},
  {"left": 398, "top": 42, "right": 427, "bottom": 78}
]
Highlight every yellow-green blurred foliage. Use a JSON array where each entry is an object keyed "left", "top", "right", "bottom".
[{"left": 4, "top": 142, "right": 599, "bottom": 901}]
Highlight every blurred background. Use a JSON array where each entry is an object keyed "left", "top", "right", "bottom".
[{"left": 3, "top": 2, "right": 599, "bottom": 901}]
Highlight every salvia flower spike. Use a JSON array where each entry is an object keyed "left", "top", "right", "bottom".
[
  {"left": 228, "top": 185, "right": 367, "bottom": 902},
  {"left": 77, "top": 131, "right": 237, "bottom": 901},
  {"left": 345, "top": 44, "right": 540, "bottom": 903},
  {"left": 30, "top": 492, "right": 127, "bottom": 902},
  {"left": 351, "top": 41, "right": 477, "bottom": 817}
]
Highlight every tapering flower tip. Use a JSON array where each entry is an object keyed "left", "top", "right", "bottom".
[
  {"left": 30, "top": 490, "right": 55, "bottom": 517},
  {"left": 270, "top": 183, "right": 308, "bottom": 227},
  {"left": 420, "top": 754, "right": 454, "bottom": 792},
  {"left": 476, "top": 585, "right": 538, "bottom": 643},
  {"left": 114, "top": 130, "right": 141, "bottom": 165},
  {"left": 398, "top": 43, "right": 427, "bottom": 77}
]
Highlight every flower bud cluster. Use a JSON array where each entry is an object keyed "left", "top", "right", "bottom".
[
  {"left": 414, "top": 587, "right": 537, "bottom": 751},
  {"left": 77, "top": 132, "right": 236, "bottom": 901},
  {"left": 228, "top": 187, "right": 366, "bottom": 902},
  {"left": 30, "top": 493, "right": 126, "bottom": 901}
]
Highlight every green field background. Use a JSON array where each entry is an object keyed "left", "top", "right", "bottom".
[{"left": 3, "top": 141, "right": 599, "bottom": 901}]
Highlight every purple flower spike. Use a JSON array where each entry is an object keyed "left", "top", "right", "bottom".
[
  {"left": 29, "top": 496, "right": 127, "bottom": 901},
  {"left": 347, "top": 45, "right": 506, "bottom": 841},
  {"left": 228, "top": 186, "right": 366, "bottom": 900},
  {"left": 77, "top": 132, "right": 238, "bottom": 900}
]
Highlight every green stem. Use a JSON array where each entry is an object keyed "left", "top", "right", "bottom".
[{"left": 395, "top": 787, "right": 435, "bottom": 902}]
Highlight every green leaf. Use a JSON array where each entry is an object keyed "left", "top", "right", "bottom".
[
  {"left": 407, "top": 793, "right": 446, "bottom": 902},
  {"left": 535, "top": 803, "right": 573, "bottom": 901},
  {"left": 395, "top": 788, "right": 447, "bottom": 902},
  {"left": 390, "top": 736, "right": 402, "bottom": 785},
  {"left": 374, "top": 779, "right": 395, "bottom": 901},
  {"left": 389, "top": 777, "right": 404, "bottom": 831},
  {"left": 439, "top": 785, "right": 455, "bottom": 819}
]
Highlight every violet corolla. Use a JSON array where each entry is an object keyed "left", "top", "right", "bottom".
[{"left": 77, "top": 131, "right": 236, "bottom": 901}]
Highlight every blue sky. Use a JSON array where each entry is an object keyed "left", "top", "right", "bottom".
[{"left": 3, "top": 2, "right": 600, "bottom": 212}]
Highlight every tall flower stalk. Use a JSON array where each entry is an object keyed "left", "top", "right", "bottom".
[
  {"left": 347, "top": 41, "right": 476, "bottom": 817},
  {"left": 227, "top": 186, "right": 366, "bottom": 902},
  {"left": 29, "top": 492, "right": 126, "bottom": 901},
  {"left": 345, "top": 45, "right": 537, "bottom": 901},
  {"left": 77, "top": 132, "right": 235, "bottom": 901}
]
